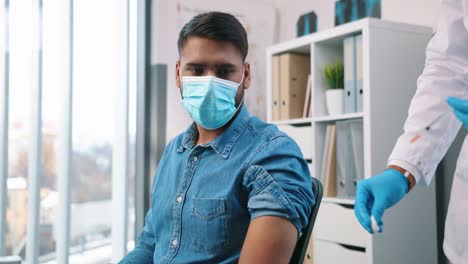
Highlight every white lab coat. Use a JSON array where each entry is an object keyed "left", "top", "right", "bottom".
[{"left": 388, "top": 0, "right": 468, "bottom": 263}]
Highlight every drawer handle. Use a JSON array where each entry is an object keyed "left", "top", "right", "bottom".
[{"left": 337, "top": 243, "right": 366, "bottom": 253}]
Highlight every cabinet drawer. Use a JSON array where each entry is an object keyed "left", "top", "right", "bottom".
[
  {"left": 277, "top": 124, "right": 312, "bottom": 160},
  {"left": 313, "top": 240, "right": 367, "bottom": 264},
  {"left": 314, "top": 202, "right": 369, "bottom": 247}
]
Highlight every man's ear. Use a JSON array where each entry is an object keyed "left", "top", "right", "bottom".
[
  {"left": 176, "top": 60, "right": 181, "bottom": 89},
  {"left": 243, "top": 62, "right": 251, "bottom": 90}
]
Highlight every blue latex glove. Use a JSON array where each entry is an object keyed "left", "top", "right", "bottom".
[
  {"left": 354, "top": 169, "right": 408, "bottom": 233},
  {"left": 447, "top": 97, "right": 468, "bottom": 129}
]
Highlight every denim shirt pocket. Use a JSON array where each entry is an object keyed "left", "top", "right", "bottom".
[{"left": 190, "top": 197, "right": 230, "bottom": 254}]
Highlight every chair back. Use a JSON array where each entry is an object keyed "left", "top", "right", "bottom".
[{"left": 289, "top": 177, "right": 323, "bottom": 264}]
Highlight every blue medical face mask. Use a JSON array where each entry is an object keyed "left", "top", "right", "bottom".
[{"left": 180, "top": 73, "right": 244, "bottom": 130}]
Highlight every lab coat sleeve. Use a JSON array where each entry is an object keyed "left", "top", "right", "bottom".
[{"left": 388, "top": 0, "right": 468, "bottom": 186}]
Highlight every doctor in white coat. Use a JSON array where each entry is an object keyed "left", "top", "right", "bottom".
[{"left": 354, "top": 0, "right": 468, "bottom": 263}]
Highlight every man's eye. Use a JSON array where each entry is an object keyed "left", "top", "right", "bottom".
[
  {"left": 217, "top": 69, "right": 231, "bottom": 77},
  {"left": 190, "top": 68, "right": 204, "bottom": 75}
]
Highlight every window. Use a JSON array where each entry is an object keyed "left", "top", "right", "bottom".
[
  {"left": 2, "top": 0, "right": 138, "bottom": 262},
  {"left": 6, "top": 0, "right": 34, "bottom": 257}
]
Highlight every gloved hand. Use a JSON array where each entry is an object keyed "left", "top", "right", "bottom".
[
  {"left": 447, "top": 97, "right": 468, "bottom": 129},
  {"left": 354, "top": 169, "right": 409, "bottom": 233}
]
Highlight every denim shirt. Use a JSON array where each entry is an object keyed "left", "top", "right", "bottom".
[{"left": 120, "top": 105, "right": 314, "bottom": 264}]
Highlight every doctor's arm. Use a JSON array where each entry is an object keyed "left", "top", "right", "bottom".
[
  {"left": 355, "top": 0, "right": 468, "bottom": 233},
  {"left": 386, "top": 0, "right": 468, "bottom": 185}
]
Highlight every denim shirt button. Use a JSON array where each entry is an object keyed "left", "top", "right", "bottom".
[
  {"left": 172, "top": 239, "right": 178, "bottom": 246},
  {"left": 176, "top": 196, "right": 183, "bottom": 203},
  {"left": 193, "top": 156, "right": 198, "bottom": 162}
]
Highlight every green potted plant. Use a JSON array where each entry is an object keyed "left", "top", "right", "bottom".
[{"left": 324, "top": 60, "right": 344, "bottom": 115}]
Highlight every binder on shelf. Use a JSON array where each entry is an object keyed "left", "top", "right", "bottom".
[
  {"left": 279, "top": 53, "right": 311, "bottom": 120},
  {"left": 319, "top": 125, "right": 332, "bottom": 183},
  {"left": 343, "top": 36, "right": 357, "bottom": 113},
  {"left": 303, "top": 74, "right": 312, "bottom": 118},
  {"left": 272, "top": 55, "right": 281, "bottom": 121},
  {"left": 323, "top": 124, "right": 337, "bottom": 197},
  {"left": 355, "top": 34, "right": 363, "bottom": 112},
  {"left": 335, "top": 120, "right": 356, "bottom": 198},
  {"left": 350, "top": 119, "right": 364, "bottom": 184},
  {"left": 335, "top": 119, "right": 364, "bottom": 198}
]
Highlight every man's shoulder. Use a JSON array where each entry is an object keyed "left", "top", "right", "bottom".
[
  {"left": 165, "top": 130, "right": 187, "bottom": 151},
  {"left": 242, "top": 116, "right": 306, "bottom": 162}
]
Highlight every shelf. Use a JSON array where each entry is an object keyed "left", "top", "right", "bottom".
[
  {"left": 267, "top": 18, "right": 432, "bottom": 56},
  {"left": 322, "top": 197, "right": 355, "bottom": 205},
  {"left": 268, "top": 36, "right": 313, "bottom": 56},
  {"left": 271, "top": 117, "right": 313, "bottom": 126},
  {"left": 312, "top": 113, "right": 363, "bottom": 123},
  {"left": 266, "top": 17, "right": 437, "bottom": 263}
]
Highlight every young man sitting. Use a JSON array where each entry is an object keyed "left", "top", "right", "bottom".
[{"left": 119, "top": 12, "right": 315, "bottom": 264}]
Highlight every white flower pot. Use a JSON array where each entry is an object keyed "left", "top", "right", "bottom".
[{"left": 326, "top": 89, "right": 344, "bottom": 115}]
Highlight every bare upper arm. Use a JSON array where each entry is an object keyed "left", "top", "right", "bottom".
[{"left": 239, "top": 216, "right": 298, "bottom": 264}]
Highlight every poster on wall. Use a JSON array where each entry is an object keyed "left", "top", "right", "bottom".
[
  {"left": 335, "top": 0, "right": 381, "bottom": 26},
  {"left": 172, "top": 0, "right": 278, "bottom": 121}
]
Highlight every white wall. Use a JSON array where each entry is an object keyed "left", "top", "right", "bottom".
[
  {"left": 153, "top": 0, "right": 440, "bottom": 142},
  {"left": 272, "top": 0, "right": 334, "bottom": 41},
  {"left": 381, "top": 0, "right": 439, "bottom": 31}
]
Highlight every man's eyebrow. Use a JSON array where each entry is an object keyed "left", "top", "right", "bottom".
[
  {"left": 185, "top": 63, "right": 207, "bottom": 68},
  {"left": 184, "top": 63, "right": 238, "bottom": 69},
  {"left": 215, "top": 63, "right": 237, "bottom": 68}
]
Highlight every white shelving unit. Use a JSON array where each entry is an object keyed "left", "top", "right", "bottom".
[
  {"left": 271, "top": 117, "right": 313, "bottom": 126},
  {"left": 321, "top": 197, "right": 355, "bottom": 205},
  {"left": 312, "top": 113, "right": 363, "bottom": 123},
  {"left": 266, "top": 18, "right": 437, "bottom": 264}
]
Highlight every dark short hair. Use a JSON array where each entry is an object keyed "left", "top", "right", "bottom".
[{"left": 177, "top": 12, "right": 248, "bottom": 61}]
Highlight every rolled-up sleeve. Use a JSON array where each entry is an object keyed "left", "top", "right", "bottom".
[{"left": 242, "top": 135, "right": 315, "bottom": 233}]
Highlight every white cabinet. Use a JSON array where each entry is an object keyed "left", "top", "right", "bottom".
[
  {"left": 314, "top": 202, "right": 369, "bottom": 248},
  {"left": 314, "top": 240, "right": 367, "bottom": 264},
  {"left": 266, "top": 18, "right": 438, "bottom": 264}
]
